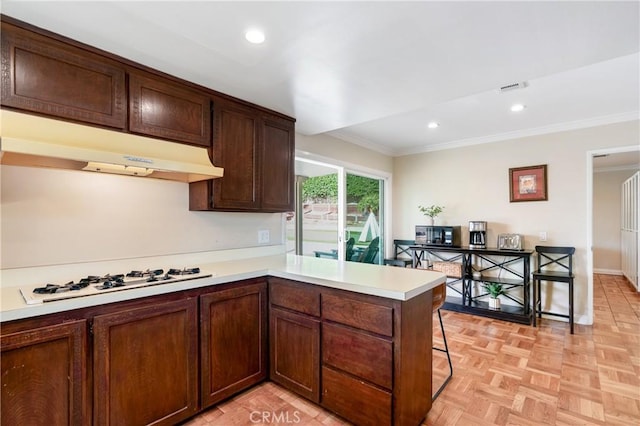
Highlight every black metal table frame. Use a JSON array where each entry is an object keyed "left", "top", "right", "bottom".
[{"left": 411, "top": 245, "right": 533, "bottom": 324}]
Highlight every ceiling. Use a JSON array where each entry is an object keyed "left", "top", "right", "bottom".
[{"left": 2, "top": 1, "right": 639, "bottom": 159}]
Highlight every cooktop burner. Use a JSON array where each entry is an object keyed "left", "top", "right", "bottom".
[{"left": 21, "top": 267, "right": 212, "bottom": 305}]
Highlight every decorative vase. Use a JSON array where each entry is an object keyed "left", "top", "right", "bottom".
[
  {"left": 488, "top": 298, "right": 501, "bottom": 310},
  {"left": 427, "top": 216, "right": 434, "bottom": 226}
]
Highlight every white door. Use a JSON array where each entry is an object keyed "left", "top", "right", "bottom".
[{"left": 621, "top": 171, "right": 639, "bottom": 290}]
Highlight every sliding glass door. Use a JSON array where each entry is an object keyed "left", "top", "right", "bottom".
[
  {"left": 288, "top": 158, "right": 385, "bottom": 264},
  {"left": 346, "top": 172, "right": 384, "bottom": 263}
]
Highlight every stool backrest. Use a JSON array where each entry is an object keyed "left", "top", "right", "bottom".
[
  {"left": 534, "top": 246, "right": 575, "bottom": 274},
  {"left": 393, "top": 239, "right": 415, "bottom": 259}
]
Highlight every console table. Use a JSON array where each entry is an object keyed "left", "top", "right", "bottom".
[{"left": 411, "top": 246, "right": 533, "bottom": 324}]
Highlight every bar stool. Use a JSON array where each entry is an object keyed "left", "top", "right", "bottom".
[
  {"left": 532, "top": 246, "right": 576, "bottom": 334},
  {"left": 383, "top": 239, "right": 414, "bottom": 267},
  {"left": 432, "top": 282, "right": 453, "bottom": 401}
]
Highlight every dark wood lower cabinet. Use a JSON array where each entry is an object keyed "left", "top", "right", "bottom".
[
  {"left": 270, "top": 278, "right": 434, "bottom": 426},
  {"left": 1, "top": 277, "right": 434, "bottom": 426},
  {"left": 269, "top": 306, "right": 320, "bottom": 403},
  {"left": 0, "top": 320, "right": 88, "bottom": 426},
  {"left": 92, "top": 297, "right": 199, "bottom": 426},
  {"left": 200, "top": 280, "right": 268, "bottom": 407}
]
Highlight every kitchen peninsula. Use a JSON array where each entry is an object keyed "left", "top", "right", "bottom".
[{"left": 1, "top": 253, "right": 445, "bottom": 426}]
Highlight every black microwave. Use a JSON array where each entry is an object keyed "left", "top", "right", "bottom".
[{"left": 415, "top": 225, "right": 461, "bottom": 247}]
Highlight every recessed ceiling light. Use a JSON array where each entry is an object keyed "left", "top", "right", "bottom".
[
  {"left": 510, "top": 104, "right": 526, "bottom": 112},
  {"left": 245, "top": 30, "right": 265, "bottom": 44},
  {"left": 427, "top": 122, "right": 439, "bottom": 129}
]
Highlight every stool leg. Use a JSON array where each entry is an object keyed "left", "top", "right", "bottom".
[
  {"left": 537, "top": 279, "right": 542, "bottom": 319},
  {"left": 532, "top": 279, "right": 537, "bottom": 327},
  {"left": 569, "top": 279, "right": 574, "bottom": 334},
  {"left": 433, "top": 309, "right": 453, "bottom": 401}
]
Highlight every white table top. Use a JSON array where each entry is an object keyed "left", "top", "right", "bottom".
[{"left": 1, "top": 254, "right": 446, "bottom": 322}]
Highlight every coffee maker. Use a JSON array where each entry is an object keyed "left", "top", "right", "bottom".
[{"left": 469, "top": 221, "right": 487, "bottom": 249}]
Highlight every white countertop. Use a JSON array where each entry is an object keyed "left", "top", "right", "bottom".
[{"left": 1, "top": 253, "right": 446, "bottom": 322}]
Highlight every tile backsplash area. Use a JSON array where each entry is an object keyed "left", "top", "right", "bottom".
[{"left": 1, "top": 165, "right": 284, "bottom": 268}]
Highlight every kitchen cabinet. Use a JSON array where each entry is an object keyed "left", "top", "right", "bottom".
[
  {"left": 1, "top": 21, "right": 126, "bottom": 129},
  {"left": 1, "top": 320, "right": 88, "bottom": 426},
  {"left": 200, "top": 279, "right": 268, "bottom": 408},
  {"left": 269, "top": 278, "right": 321, "bottom": 402},
  {"left": 1, "top": 17, "right": 296, "bottom": 209},
  {"left": 260, "top": 115, "right": 296, "bottom": 211},
  {"left": 269, "top": 277, "right": 434, "bottom": 426},
  {"left": 189, "top": 99, "right": 295, "bottom": 212},
  {"left": 92, "top": 297, "right": 199, "bottom": 426},
  {"left": 128, "top": 70, "right": 212, "bottom": 147},
  {"left": 320, "top": 293, "right": 396, "bottom": 426}
]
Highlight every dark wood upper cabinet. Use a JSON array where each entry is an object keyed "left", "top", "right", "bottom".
[
  {"left": 1, "top": 17, "right": 295, "bottom": 213},
  {"left": 1, "top": 320, "right": 89, "bottom": 426},
  {"left": 261, "top": 115, "right": 295, "bottom": 211},
  {"left": 1, "top": 21, "right": 126, "bottom": 129},
  {"left": 189, "top": 98, "right": 295, "bottom": 212},
  {"left": 211, "top": 100, "right": 261, "bottom": 210},
  {"left": 128, "top": 71, "right": 212, "bottom": 147}
]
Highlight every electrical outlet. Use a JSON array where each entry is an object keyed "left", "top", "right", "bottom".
[
  {"left": 539, "top": 231, "right": 547, "bottom": 242},
  {"left": 258, "top": 230, "right": 270, "bottom": 244}
]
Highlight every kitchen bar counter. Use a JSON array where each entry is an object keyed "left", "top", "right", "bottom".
[
  {"left": 2, "top": 250, "right": 443, "bottom": 425},
  {"left": 1, "top": 252, "right": 446, "bottom": 322}
]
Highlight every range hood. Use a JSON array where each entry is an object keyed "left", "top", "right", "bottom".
[{"left": 0, "top": 110, "right": 224, "bottom": 182}]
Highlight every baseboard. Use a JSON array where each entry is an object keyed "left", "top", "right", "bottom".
[{"left": 593, "top": 268, "right": 623, "bottom": 276}]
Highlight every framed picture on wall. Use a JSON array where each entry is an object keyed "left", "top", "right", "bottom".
[{"left": 509, "top": 164, "right": 548, "bottom": 202}]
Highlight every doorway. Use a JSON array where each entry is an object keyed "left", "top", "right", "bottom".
[{"left": 588, "top": 145, "right": 640, "bottom": 324}]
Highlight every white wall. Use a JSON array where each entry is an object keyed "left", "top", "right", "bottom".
[
  {"left": 1, "top": 131, "right": 392, "bottom": 271},
  {"left": 392, "top": 119, "right": 640, "bottom": 325},
  {"left": 593, "top": 168, "right": 639, "bottom": 274},
  {"left": 296, "top": 133, "right": 394, "bottom": 174},
  {"left": 0, "top": 165, "right": 283, "bottom": 268}
]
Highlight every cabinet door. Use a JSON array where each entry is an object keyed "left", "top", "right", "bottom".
[
  {"left": 269, "top": 307, "right": 320, "bottom": 403},
  {"left": 129, "top": 71, "right": 211, "bottom": 146},
  {"left": 260, "top": 115, "right": 295, "bottom": 212},
  {"left": 93, "top": 298, "right": 198, "bottom": 426},
  {"left": 200, "top": 281, "right": 268, "bottom": 407},
  {"left": 210, "top": 100, "right": 260, "bottom": 210},
  {"left": 1, "top": 22, "right": 126, "bottom": 129},
  {"left": 1, "top": 320, "right": 88, "bottom": 426}
]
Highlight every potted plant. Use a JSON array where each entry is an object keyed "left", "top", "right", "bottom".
[
  {"left": 418, "top": 204, "right": 444, "bottom": 225},
  {"left": 483, "top": 282, "right": 504, "bottom": 310}
]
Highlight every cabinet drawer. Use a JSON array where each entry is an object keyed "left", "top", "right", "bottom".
[
  {"left": 269, "top": 278, "right": 320, "bottom": 317},
  {"left": 322, "top": 323, "right": 392, "bottom": 390},
  {"left": 322, "top": 366, "right": 391, "bottom": 426},
  {"left": 322, "top": 293, "right": 393, "bottom": 336}
]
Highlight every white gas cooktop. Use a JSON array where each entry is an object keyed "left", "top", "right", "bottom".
[{"left": 19, "top": 268, "right": 213, "bottom": 305}]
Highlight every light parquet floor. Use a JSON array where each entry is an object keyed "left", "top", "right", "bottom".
[{"left": 184, "top": 274, "right": 640, "bottom": 425}]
